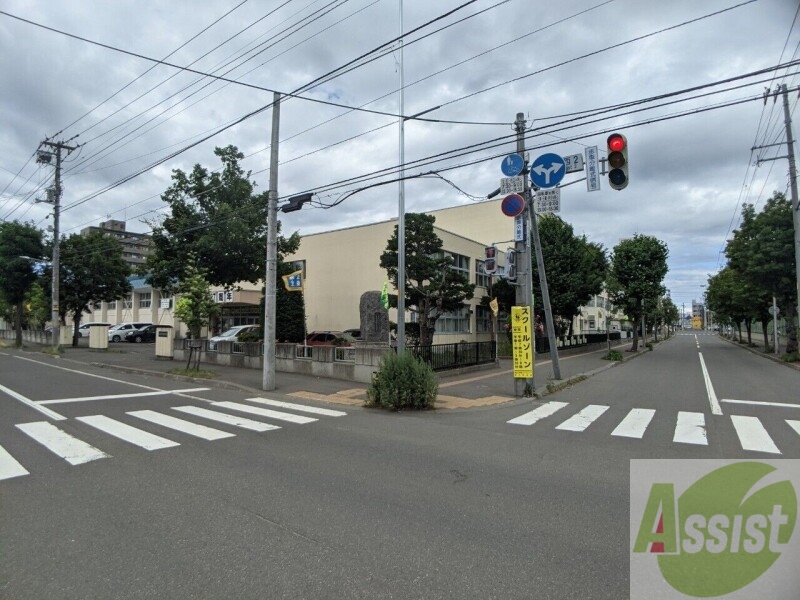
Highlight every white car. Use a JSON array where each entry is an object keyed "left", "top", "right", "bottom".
[
  {"left": 208, "top": 325, "right": 259, "bottom": 349},
  {"left": 108, "top": 322, "right": 151, "bottom": 342}
]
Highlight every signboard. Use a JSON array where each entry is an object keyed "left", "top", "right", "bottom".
[
  {"left": 500, "top": 176, "right": 525, "bottom": 195},
  {"left": 501, "top": 153, "right": 525, "bottom": 177},
  {"left": 585, "top": 146, "right": 600, "bottom": 192},
  {"left": 514, "top": 214, "right": 525, "bottom": 242},
  {"left": 564, "top": 153, "right": 584, "bottom": 173},
  {"left": 511, "top": 305, "right": 534, "bottom": 379},
  {"left": 530, "top": 153, "right": 565, "bottom": 189},
  {"left": 501, "top": 193, "right": 525, "bottom": 217},
  {"left": 160, "top": 298, "right": 171, "bottom": 309},
  {"left": 535, "top": 188, "right": 561, "bottom": 213}
]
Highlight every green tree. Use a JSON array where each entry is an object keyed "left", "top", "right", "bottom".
[
  {"left": 54, "top": 231, "right": 132, "bottom": 346},
  {"left": 705, "top": 267, "right": 762, "bottom": 344},
  {"left": 607, "top": 234, "right": 669, "bottom": 351},
  {"left": 380, "top": 213, "right": 475, "bottom": 347},
  {"left": 173, "top": 261, "right": 220, "bottom": 339},
  {"left": 25, "top": 282, "right": 50, "bottom": 331},
  {"left": 725, "top": 193, "right": 797, "bottom": 353},
  {"left": 145, "top": 145, "right": 300, "bottom": 294},
  {"left": 533, "top": 214, "right": 607, "bottom": 335},
  {"left": 0, "top": 221, "right": 45, "bottom": 346}
]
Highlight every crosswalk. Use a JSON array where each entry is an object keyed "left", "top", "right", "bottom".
[
  {"left": 508, "top": 401, "right": 800, "bottom": 454},
  {"left": 0, "top": 398, "right": 346, "bottom": 482}
]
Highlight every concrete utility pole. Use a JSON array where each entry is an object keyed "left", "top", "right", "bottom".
[
  {"left": 779, "top": 84, "right": 800, "bottom": 332},
  {"left": 39, "top": 139, "right": 77, "bottom": 353},
  {"left": 263, "top": 92, "right": 280, "bottom": 391},
  {"left": 396, "top": 0, "right": 407, "bottom": 355},
  {"left": 514, "top": 113, "right": 561, "bottom": 393}
]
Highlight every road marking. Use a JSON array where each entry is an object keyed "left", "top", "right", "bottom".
[
  {"left": 788, "top": 421, "right": 800, "bottom": 436},
  {"left": 0, "top": 382, "right": 66, "bottom": 421},
  {"left": 128, "top": 410, "right": 235, "bottom": 441},
  {"left": 731, "top": 416, "right": 781, "bottom": 454},
  {"left": 611, "top": 408, "right": 656, "bottom": 439},
  {"left": 673, "top": 412, "right": 708, "bottom": 445},
  {"left": 555, "top": 404, "right": 609, "bottom": 432},
  {"left": 722, "top": 399, "right": 800, "bottom": 409},
  {"left": 698, "top": 353, "right": 723, "bottom": 415},
  {"left": 172, "top": 406, "right": 281, "bottom": 432},
  {"left": 244, "top": 398, "right": 347, "bottom": 417},
  {"left": 75, "top": 415, "right": 179, "bottom": 451},
  {"left": 212, "top": 401, "right": 317, "bottom": 424},
  {"left": 13, "top": 355, "right": 165, "bottom": 391},
  {"left": 40, "top": 388, "right": 210, "bottom": 405},
  {"left": 0, "top": 444, "right": 29, "bottom": 480},
  {"left": 507, "top": 401, "right": 569, "bottom": 425},
  {"left": 16, "top": 421, "right": 109, "bottom": 464}
]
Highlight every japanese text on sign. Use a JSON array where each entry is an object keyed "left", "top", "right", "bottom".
[
  {"left": 535, "top": 188, "right": 560, "bottom": 213},
  {"left": 500, "top": 176, "right": 525, "bottom": 195},
  {"left": 511, "top": 306, "right": 534, "bottom": 379},
  {"left": 585, "top": 146, "right": 600, "bottom": 192}
]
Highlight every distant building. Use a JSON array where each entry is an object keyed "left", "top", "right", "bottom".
[
  {"left": 692, "top": 299, "right": 705, "bottom": 328},
  {"left": 80, "top": 220, "right": 152, "bottom": 272}
]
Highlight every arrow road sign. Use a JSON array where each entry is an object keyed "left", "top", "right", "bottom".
[
  {"left": 501, "top": 153, "right": 525, "bottom": 177},
  {"left": 530, "top": 153, "right": 565, "bottom": 189}
]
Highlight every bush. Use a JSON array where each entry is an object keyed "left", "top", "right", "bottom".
[
  {"left": 366, "top": 351, "right": 438, "bottom": 411},
  {"left": 603, "top": 350, "right": 623, "bottom": 361},
  {"left": 783, "top": 353, "right": 800, "bottom": 363},
  {"left": 646, "top": 342, "right": 654, "bottom": 351}
]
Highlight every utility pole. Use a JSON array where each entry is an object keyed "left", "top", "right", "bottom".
[
  {"left": 263, "top": 92, "right": 280, "bottom": 391},
  {"left": 39, "top": 138, "right": 77, "bottom": 352},
  {"left": 514, "top": 113, "right": 561, "bottom": 394},
  {"left": 396, "top": 0, "right": 407, "bottom": 355}
]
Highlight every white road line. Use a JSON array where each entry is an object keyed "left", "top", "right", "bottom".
[
  {"left": 75, "top": 415, "right": 179, "bottom": 451},
  {"left": 673, "top": 412, "right": 708, "bottom": 445},
  {"left": 212, "top": 401, "right": 317, "bottom": 424},
  {"left": 788, "top": 421, "right": 800, "bottom": 437},
  {"left": 128, "top": 410, "right": 235, "bottom": 441},
  {"left": 507, "top": 401, "right": 569, "bottom": 426},
  {"left": 555, "top": 404, "right": 609, "bottom": 432},
  {"left": 722, "top": 399, "right": 800, "bottom": 409},
  {"left": 0, "top": 444, "right": 29, "bottom": 481},
  {"left": 244, "top": 398, "right": 347, "bottom": 417},
  {"left": 16, "top": 421, "right": 109, "bottom": 465},
  {"left": 731, "top": 416, "right": 781, "bottom": 454},
  {"left": 13, "top": 355, "right": 165, "bottom": 391},
  {"left": 172, "top": 406, "right": 281, "bottom": 433},
  {"left": 40, "top": 388, "right": 211, "bottom": 405},
  {"left": 0, "top": 382, "right": 66, "bottom": 421},
  {"left": 698, "top": 353, "right": 723, "bottom": 415},
  {"left": 611, "top": 408, "right": 656, "bottom": 439}
]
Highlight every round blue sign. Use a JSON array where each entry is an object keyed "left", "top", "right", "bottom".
[
  {"left": 500, "top": 154, "right": 525, "bottom": 177},
  {"left": 530, "top": 153, "right": 565, "bottom": 189},
  {"left": 501, "top": 193, "right": 525, "bottom": 217}
]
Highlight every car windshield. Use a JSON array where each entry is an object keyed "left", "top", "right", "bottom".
[{"left": 218, "top": 328, "right": 242, "bottom": 338}]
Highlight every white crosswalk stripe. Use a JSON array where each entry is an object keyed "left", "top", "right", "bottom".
[
  {"left": 0, "top": 443, "right": 29, "bottom": 481},
  {"left": 673, "top": 412, "right": 708, "bottom": 446},
  {"left": 245, "top": 398, "right": 347, "bottom": 417},
  {"left": 555, "top": 404, "right": 609, "bottom": 432},
  {"left": 16, "top": 421, "right": 109, "bottom": 464},
  {"left": 507, "top": 401, "right": 569, "bottom": 425},
  {"left": 128, "top": 410, "right": 235, "bottom": 441},
  {"left": 172, "top": 406, "right": 281, "bottom": 432},
  {"left": 76, "top": 415, "right": 179, "bottom": 451},
  {"left": 213, "top": 401, "right": 318, "bottom": 424},
  {"left": 731, "top": 416, "right": 781, "bottom": 454},
  {"left": 611, "top": 408, "right": 656, "bottom": 439}
]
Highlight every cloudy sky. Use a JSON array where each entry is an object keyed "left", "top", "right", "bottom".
[{"left": 0, "top": 0, "right": 797, "bottom": 316}]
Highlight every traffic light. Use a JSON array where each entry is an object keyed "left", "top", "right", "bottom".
[
  {"left": 606, "top": 133, "right": 628, "bottom": 190},
  {"left": 504, "top": 248, "right": 517, "bottom": 282},
  {"left": 484, "top": 246, "right": 497, "bottom": 275}
]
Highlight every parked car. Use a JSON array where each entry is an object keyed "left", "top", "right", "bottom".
[
  {"left": 124, "top": 324, "right": 157, "bottom": 343},
  {"left": 108, "top": 322, "right": 151, "bottom": 342},
  {"left": 76, "top": 322, "right": 105, "bottom": 337},
  {"left": 208, "top": 324, "right": 259, "bottom": 350},
  {"left": 305, "top": 331, "right": 355, "bottom": 346}
]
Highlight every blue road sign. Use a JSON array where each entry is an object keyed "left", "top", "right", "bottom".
[
  {"left": 500, "top": 153, "right": 525, "bottom": 177},
  {"left": 530, "top": 153, "right": 565, "bottom": 189},
  {"left": 501, "top": 193, "right": 525, "bottom": 217}
]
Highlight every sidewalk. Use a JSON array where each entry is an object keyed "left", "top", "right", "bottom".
[{"left": 9, "top": 338, "right": 652, "bottom": 409}]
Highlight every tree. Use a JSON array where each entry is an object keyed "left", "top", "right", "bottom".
[
  {"left": 380, "top": 213, "right": 475, "bottom": 347},
  {"left": 607, "top": 234, "right": 669, "bottom": 351},
  {"left": 53, "top": 231, "right": 132, "bottom": 346},
  {"left": 725, "top": 193, "right": 797, "bottom": 354},
  {"left": 533, "top": 214, "right": 607, "bottom": 335},
  {"left": 173, "top": 260, "right": 220, "bottom": 339},
  {"left": 145, "top": 145, "right": 300, "bottom": 294},
  {"left": 0, "top": 221, "right": 44, "bottom": 346},
  {"left": 706, "top": 267, "right": 763, "bottom": 345}
]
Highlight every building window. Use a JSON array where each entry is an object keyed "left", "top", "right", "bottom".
[
  {"left": 139, "top": 292, "right": 152, "bottom": 308},
  {"left": 447, "top": 252, "right": 470, "bottom": 281},
  {"left": 589, "top": 316, "right": 596, "bottom": 330},
  {"left": 437, "top": 307, "right": 471, "bottom": 333},
  {"left": 108, "top": 300, "right": 116, "bottom": 310},
  {"left": 476, "top": 306, "right": 491, "bottom": 333},
  {"left": 476, "top": 260, "right": 490, "bottom": 288},
  {"left": 122, "top": 295, "right": 132, "bottom": 309}
]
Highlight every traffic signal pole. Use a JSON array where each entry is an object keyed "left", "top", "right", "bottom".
[{"left": 514, "top": 114, "right": 561, "bottom": 394}]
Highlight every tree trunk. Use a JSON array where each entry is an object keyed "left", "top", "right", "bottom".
[
  {"left": 630, "top": 319, "right": 640, "bottom": 352},
  {"left": 737, "top": 322, "right": 743, "bottom": 341},
  {"left": 14, "top": 301, "right": 24, "bottom": 347},
  {"left": 746, "top": 320, "right": 752, "bottom": 346},
  {"left": 761, "top": 318, "right": 771, "bottom": 352}
]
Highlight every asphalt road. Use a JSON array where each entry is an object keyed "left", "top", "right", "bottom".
[{"left": 1, "top": 333, "right": 798, "bottom": 599}]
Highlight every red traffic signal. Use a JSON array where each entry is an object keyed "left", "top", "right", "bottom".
[
  {"left": 607, "top": 133, "right": 628, "bottom": 191},
  {"left": 484, "top": 246, "right": 497, "bottom": 275}
]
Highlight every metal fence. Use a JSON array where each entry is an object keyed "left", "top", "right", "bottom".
[{"left": 410, "top": 340, "right": 496, "bottom": 372}]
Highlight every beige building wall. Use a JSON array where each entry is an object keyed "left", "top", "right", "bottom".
[{"left": 427, "top": 199, "right": 512, "bottom": 246}]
